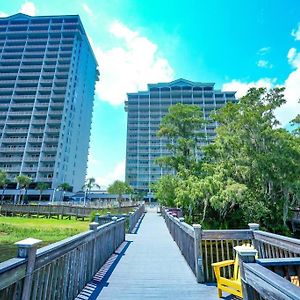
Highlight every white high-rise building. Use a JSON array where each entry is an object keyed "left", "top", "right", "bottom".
[
  {"left": 125, "top": 78, "right": 237, "bottom": 198},
  {"left": 0, "top": 13, "right": 99, "bottom": 194}
]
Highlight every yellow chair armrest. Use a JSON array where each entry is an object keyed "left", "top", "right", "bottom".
[{"left": 212, "top": 260, "right": 235, "bottom": 268}]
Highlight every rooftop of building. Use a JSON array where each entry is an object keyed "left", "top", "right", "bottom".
[
  {"left": 0, "top": 13, "right": 99, "bottom": 69},
  {"left": 127, "top": 78, "right": 236, "bottom": 97}
]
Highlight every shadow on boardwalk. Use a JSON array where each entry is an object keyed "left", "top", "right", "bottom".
[{"left": 77, "top": 208, "right": 232, "bottom": 300}]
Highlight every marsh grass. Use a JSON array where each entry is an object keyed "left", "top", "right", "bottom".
[{"left": 0, "top": 217, "right": 89, "bottom": 262}]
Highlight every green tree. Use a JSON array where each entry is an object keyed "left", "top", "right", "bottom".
[
  {"left": 36, "top": 182, "right": 50, "bottom": 202},
  {"left": 131, "top": 190, "right": 146, "bottom": 202},
  {"left": 152, "top": 174, "right": 178, "bottom": 207},
  {"left": 156, "top": 103, "right": 205, "bottom": 172},
  {"left": 0, "top": 170, "right": 9, "bottom": 202},
  {"left": 290, "top": 114, "right": 300, "bottom": 137},
  {"left": 82, "top": 177, "right": 100, "bottom": 206},
  {"left": 203, "top": 87, "right": 300, "bottom": 231},
  {"left": 15, "top": 175, "right": 32, "bottom": 204},
  {"left": 107, "top": 180, "right": 133, "bottom": 208},
  {"left": 58, "top": 182, "right": 72, "bottom": 202}
]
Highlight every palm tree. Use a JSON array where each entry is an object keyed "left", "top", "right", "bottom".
[
  {"left": 107, "top": 180, "right": 133, "bottom": 208},
  {"left": 36, "top": 182, "right": 50, "bottom": 202},
  {"left": 82, "top": 178, "right": 100, "bottom": 206},
  {"left": 58, "top": 182, "right": 71, "bottom": 202},
  {"left": 15, "top": 175, "right": 32, "bottom": 204},
  {"left": 0, "top": 170, "right": 9, "bottom": 203}
]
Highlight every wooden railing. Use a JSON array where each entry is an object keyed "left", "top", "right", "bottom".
[
  {"left": 237, "top": 249, "right": 300, "bottom": 299},
  {"left": 162, "top": 207, "right": 300, "bottom": 285},
  {"left": 253, "top": 230, "right": 300, "bottom": 258},
  {"left": 95, "top": 204, "right": 145, "bottom": 232},
  {"left": 0, "top": 203, "right": 138, "bottom": 220},
  {"left": 0, "top": 217, "right": 126, "bottom": 300},
  {"left": 128, "top": 204, "right": 145, "bottom": 233}
]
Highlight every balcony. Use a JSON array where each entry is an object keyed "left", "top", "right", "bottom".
[
  {"left": 0, "top": 147, "right": 25, "bottom": 152},
  {"left": 48, "top": 111, "right": 63, "bottom": 116},
  {"left": 32, "top": 119, "right": 46, "bottom": 124},
  {"left": 47, "top": 119, "right": 61, "bottom": 125},
  {"left": 10, "top": 103, "right": 34, "bottom": 108},
  {"left": 45, "top": 128, "right": 60, "bottom": 133},
  {"left": 1, "top": 166, "right": 21, "bottom": 172},
  {"left": 30, "top": 128, "right": 44, "bottom": 133},
  {"left": 8, "top": 111, "right": 33, "bottom": 116},
  {"left": 1, "top": 137, "right": 27, "bottom": 143},
  {"left": 34, "top": 111, "right": 47, "bottom": 116},
  {"left": 13, "top": 95, "right": 35, "bottom": 99},
  {"left": 23, "top": 157, "right": 39, "bottom": 162},
  {"left": 22, "top": 167, "right": 38, "bottom": 172},
  {"left": 26, "top": 147, "right": 41, "bottom": 152},
  {"left": 4, "top": 128, "right": 29, "bottom": 133},
  {"left": 28, "top": 137, "right": 43, "bottom": 143},
  {"left": 44, "top": 137, "right": 59, "bottom": 143},
  {"left": 0, "top": 157, "right": 23, "bottom": 162},
  {"left": 43, "top": 146, "right": 57, "bottom": 152},
  {"left": 5, "top": 120, "right": 31, "bottom": 124},
  {"left": 40, "top": 156, "right": 55, "bottom": 161},
  {"left": 38, "top": 166, "right": 54, "bottom": 172}
]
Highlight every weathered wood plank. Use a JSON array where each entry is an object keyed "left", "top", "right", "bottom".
[{"left": 243, "top": 262, "right": 300, "bottom": 300}]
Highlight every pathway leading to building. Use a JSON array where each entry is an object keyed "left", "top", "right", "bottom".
[{"left": 95, "top": 207, "right": 222, "bottom": 300}]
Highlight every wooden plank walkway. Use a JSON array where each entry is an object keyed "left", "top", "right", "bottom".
[{"left": 95, "top": 207, "right": 224, "bottom": 300}]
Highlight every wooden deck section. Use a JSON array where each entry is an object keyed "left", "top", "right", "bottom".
[{"left": 96, "top": 208, "right": 222, "bottom": 300}]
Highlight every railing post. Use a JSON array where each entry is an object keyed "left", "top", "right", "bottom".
[
  {"left": 248, "top": 223, "right": 259, "bottom": 249},
  {"left": 235, "top": 247, "right": 258, "bottom": 300},
  {"left": 193, "top": 224, "right": 204, "bottom": 283},
  {"left": 89, "top": 222, "right": 98, "bottom": 275},
  {"left": 15, "top": 238, "right": 42, "bottom": 300},
  {"left": 129, "top": 211, "right": 134, "bottom": 233},
  {"left": 112, "top": 217, "right": 118, "bottom": 250}
]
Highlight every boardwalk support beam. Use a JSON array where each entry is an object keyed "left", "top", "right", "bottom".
[{"left": 193, "top": 224, "right": 204, "bottom": 283}]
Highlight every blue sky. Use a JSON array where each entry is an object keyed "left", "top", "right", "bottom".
[{"left": 1, "top": 0, "right": 300, "bottom": 187}]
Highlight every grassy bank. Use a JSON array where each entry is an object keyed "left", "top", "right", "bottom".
[{"left": 0, "top": 217, "right": 89, "bottom": 263}]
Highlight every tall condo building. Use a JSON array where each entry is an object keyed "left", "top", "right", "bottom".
[
  {"left": 125, "top": 78, "right": 237, "bottom": 196},
  {"left": 0, "top": 13, "right": 99, "bottom": 192}
]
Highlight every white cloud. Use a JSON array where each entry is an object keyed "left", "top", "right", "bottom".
[
  {"left": 19, "top": 1, "right": 37, "bottom": 16},
  {"left": 82, "top": 3, "right": 93, "bottom": 17},
  {"left": 275, "top": 47, "right": 300, "bottom": 124},
  {"left": 257, "top": 59, "right": 273, "bottom": 68},
  {"left": 223, "top": 49, "right": 300, "bottom": 126},
  {"left": 222, "top": 78, "right": 276, "bottom": 99},
  {"left": 95, "top": 160, "right": 125, "bottom": 189},
  {"left": 292, "top": 23, "right": 300, "bottom": 41},
  {"left": 287, "top": 47, "right": 300, "bottom": 68},
  {"left": 0, "top": 12, "right": 8, "bottom": 17},
  {"left": 91, "top": 20, "right": 174, "bottom": 105}
]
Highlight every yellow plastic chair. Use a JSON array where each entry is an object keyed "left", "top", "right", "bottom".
[{"left": 212, "top": 245, "right": 254, "bottom": 299}]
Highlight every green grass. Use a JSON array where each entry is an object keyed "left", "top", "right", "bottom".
[{"left": 0, "top": 217, "right": 89, "bottom": 263}]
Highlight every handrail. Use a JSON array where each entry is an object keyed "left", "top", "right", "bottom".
[
  {"left": 238, "top": 255, "right": 300, "bottom": 300},
  {"left": 253, "top": 230, "right": 300, "bottom": 255},
  {"left": 0, "top": 217, "right": 126, "bottom": 299}
]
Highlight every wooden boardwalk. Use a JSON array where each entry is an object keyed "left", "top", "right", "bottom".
[{"left": 95, "top": 207, "right": 223, "bottom": 300}]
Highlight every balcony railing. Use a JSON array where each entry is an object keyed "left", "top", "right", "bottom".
[
  {"left": 40, "top": 156, "right": 55, "bottom": 161},
  {"left": 0, "top": 147, "right": 25, "bottom": 152},
  {"left": 1, "top": 137, "right": 27, "bottom": 143}
]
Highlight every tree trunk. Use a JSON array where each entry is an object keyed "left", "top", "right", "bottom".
[
  {"left": 118, "top": 195, "right": 122, "bottom": 209},
  {"left": 1, "top": 188, "right": 5, "bottom": 202},
  {"left": 39, "top": 191, "right": 42, "bottom": 202}
]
